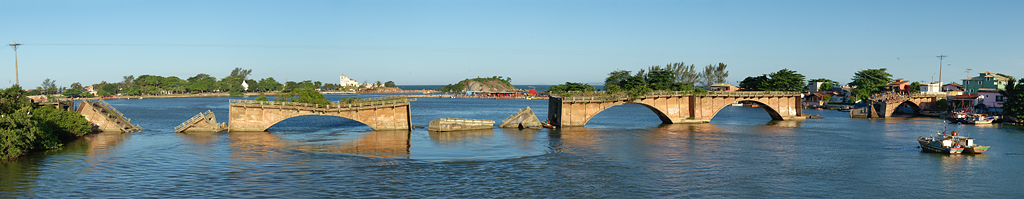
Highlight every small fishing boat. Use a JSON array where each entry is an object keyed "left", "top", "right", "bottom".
[
  {"left": 918, "top": 133, "right": 964, "bottom": 154},
  {"left": 948, "top": 131, "right": 990, "bottom": 154},
  {"left": 918, "top": 130, "right": 990, "bottom": 154},
  {"left": 949, "top": 114, "right": 995, "bottom": 124}
]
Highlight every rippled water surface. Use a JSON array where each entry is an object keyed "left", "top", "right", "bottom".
[{"left": 3, "top": 94, "right": 1024, "bottom": 198}]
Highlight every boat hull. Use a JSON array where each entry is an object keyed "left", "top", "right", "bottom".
[
  {"left": 918, "top": 139, "right": 963, "bottom": 154},
  {"left": 964, "top": 145, "right": 989, "bottom": 154}
]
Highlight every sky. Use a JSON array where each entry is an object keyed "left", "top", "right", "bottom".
[{"left": 1, "top": 0, "right": 1022, "bottom": 88}]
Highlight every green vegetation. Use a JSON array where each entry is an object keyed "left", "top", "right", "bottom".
[
  {"left": 437, "top": 76, "right": 514, "bottom": 92},
  {"left": 1, "top": 85, "right": 92, "bottom": 160},
  {"left": 384, "top": 81, "right": 396, "bottom": 87},
  {"left": 602, "top": 61, "right": 723, "bottom": 99},
  {"left": 1001, "top": 78, "right": 1024, "bottom": 120},
  {"left": 254, "top": 96, "right": 269, "bottom": 102},
  {"left": 549, "top": 82, "right": 595, "bottom": 93},
  {"left": 739, "top": 69, "right": 806, "bottom": 91},
  {"left": 848, "top": 68, "right": 893, "bottom": 101},
  {"left": 936, "top": 98, "right": 949, "bottom": 110}
]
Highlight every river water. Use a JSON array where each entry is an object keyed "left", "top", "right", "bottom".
[{"left": 2, "top": 94, "right": 1024, "bottom": 198}]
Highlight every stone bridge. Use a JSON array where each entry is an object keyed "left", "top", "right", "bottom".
[
  {"left": 547, "top": 91, "right": 805, "bottom": 127},
  {"left": 228, "top": 97, "right": 412, "bottom": 131},
  {"left": 850, "top": 94, "right": 942, "bottom": 118}
]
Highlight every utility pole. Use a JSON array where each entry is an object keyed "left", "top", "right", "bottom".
[
  {"left": 8, "top": 42, "right": 21, "bottom": 85},
  {"left": 966, "top": 68, "right": 972, "bottom": 78},
  {"left": 936, "top": 54, "right": 947, "bottom": 83}
]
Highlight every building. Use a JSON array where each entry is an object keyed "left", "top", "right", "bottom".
[
  {"left": 885, "top": 78, "right": 911, "bottom": 92},
  {"left": 806, "top": 82, "right": 824, "bottom": 93},
  {"left": 920, "top": 81, "right": 943, "bottom": 94},
  {"left": 961, "top": 72, "right": 1010, "bottom": 94},
  {"left": 942, "top": 83, "right": 962, "bottom": 92},
  {"left": 977, "top": 88, "right": 1005, "bottom": 109},
  {"left": 339, "top": 74, "right": 359, "bottom": 87}
]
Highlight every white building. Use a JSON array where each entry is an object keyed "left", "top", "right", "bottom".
[
  {"left": 920, "top": 81, "right": 942, "bottom": 94},
  {"left": 339, "top": 74, "right": 359, "bottom": 87}
]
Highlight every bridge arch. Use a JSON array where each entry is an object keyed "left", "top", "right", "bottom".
[
  {"left": 706, "top": 99, "right": 785, "bottom": 121},
  {"left": 229, "top": 99, "right": 412, "bottom": 131},
  {"left": 882, "top": 99, "right": 923, "bottom": 117},
  {"left": 550, "top": 93, "right": 803, "bottom": 127}
]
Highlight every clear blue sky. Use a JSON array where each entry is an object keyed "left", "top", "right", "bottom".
[{"left": 2, "top": 0, "right": 1022, "bottom": 88}]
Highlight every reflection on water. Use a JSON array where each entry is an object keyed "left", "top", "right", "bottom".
[
  {"left": 765, "top": 120, "right": 803, "bottom": 127},
  {"left": 317, "top": 130, "right": 411, "bottom": 159},
  {"left": 428, "top": 129, "right": 494, "bottom": 147},
  {"left": 228, "top": 131, "right": 291, "bottom": 166},
  {"left": 82, "top": 132, "right": 132, "bottom": 156}
]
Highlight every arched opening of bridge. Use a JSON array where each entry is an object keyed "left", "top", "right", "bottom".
[
  {"left": 710, "top": 101, "right": 776, "bottom": 121},
  {"left": 709, "top": 100, "right": 782, "bottom": 123},
  {"left": 893, "top": 101, "right": 923, "bottom": 115},
  {"left": 265, "top": 115, "right": 374, "bottom": 132},
  {"left": 585, "top": 103, "right": 667, "bottom": 128}
]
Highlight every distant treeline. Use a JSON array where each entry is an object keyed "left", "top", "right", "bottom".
[{"left": 23, "top": 68, "right": 395, "bottom": 97}]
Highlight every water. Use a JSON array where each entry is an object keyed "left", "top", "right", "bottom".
[{"left": 3, "top": 95, "right": 1024, "bottom": 198}]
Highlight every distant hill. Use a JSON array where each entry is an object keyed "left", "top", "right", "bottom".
[{"left": 437, "top": 77, "right": 517, "bottom": 92}]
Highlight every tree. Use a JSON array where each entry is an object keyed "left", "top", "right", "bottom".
[
  {"left": 666, "top": 62, "right": 698, "bottom": 86},
  {"left": 0, "top": 85, "right": 91, "bottom": 159},
  {"left": 69, "top": 82, "right": 84, "bottom": 92},
  {"left": 290, "top": 88, "right": 329, "bottom": 105},
  {"left": 699, "top": 63, "right": 729, "bottom": 88},
  {"left": 121, "top": 75, "right": 135, "bottom": 89},
  {"left": 384, "top": 81, "right": 396, "bottom": 87},
  {"left": 738, "top": 69, "right": 805, "bottom": 91},
  {"left": 1000, "top": 78, "right": 1024, "bottom": 120},
  {"left": 229, "top": 67, "right": 252, "bottom": 81},
  {"left": 604, "top": 70, "right": 632, "bottom": 93},
  {"left": 98, "top": 84, "right": 119, "bottom": 96},
  {"left": 645, "top": 66, "right": 676, "bottom": 91},
  {"left": 739, "top": 75, "right": 770, "bottom": 91},
  {"left": 549, "top": 82, "right": 595, "bottom": 93},
  {"left": 257, "top": 77, "right": 282, "bottom": 92},
  {"left": 62, "top": 89, "right": 83, "bottom": 97},
  {"left": 187, "top": 74, "right": 218, "bottom": 93},
  {"left": 909, "top": 81, "right": 922, "bottom": 92},
  {"left": 40, "top": 79, "right": 57, "bottom": 95},
  {"left": 849, "top": 68, "right": 893, "bottom": 101},
  {"left": 768, "top": 69, "right": 805, "bottom": 91}
]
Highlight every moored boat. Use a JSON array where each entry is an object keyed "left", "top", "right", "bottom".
[
  {"left": 918, "top": 130, "right": 990, "bottom": 154},
  {"left": 918, "top": 135, "right": 964, "bottom": 154}
]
